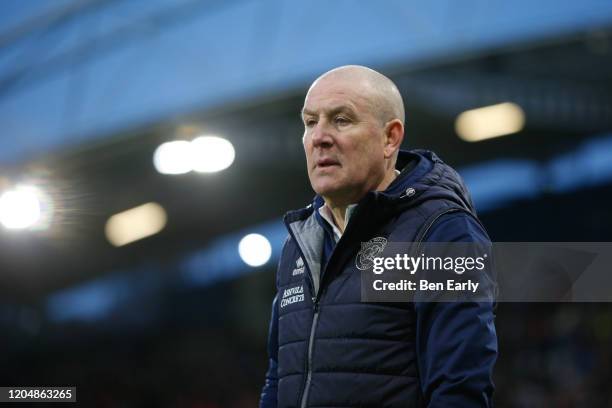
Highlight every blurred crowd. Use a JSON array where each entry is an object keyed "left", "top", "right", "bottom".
[
  {"left": 495, "top": 304, "right": 612, "bottom": 407},
  {"left": 1, "top": 298, "right": 611, "bottom": 407}
]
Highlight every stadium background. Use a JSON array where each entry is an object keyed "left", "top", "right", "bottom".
[{"left": 0, "top": 0, "right": 611, "bottom": 406}]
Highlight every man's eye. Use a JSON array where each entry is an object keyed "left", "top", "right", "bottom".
[
  {"left": 335, "top": 116, "right": 350, "bottom": 125},
  {"left": 304, "top": 119, "right": 317, "bottom": 127}
]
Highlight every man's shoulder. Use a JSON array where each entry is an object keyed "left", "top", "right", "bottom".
[{"left": 423, "top": 211, "right": 490, "bottom": 243}]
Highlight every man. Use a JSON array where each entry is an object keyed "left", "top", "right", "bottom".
[{"left": 260, "top": 66, "right": 497, "bottom": 407}]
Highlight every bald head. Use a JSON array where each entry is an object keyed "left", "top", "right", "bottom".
[{"left": 307, "top": 65, "right": 405, "bottom": 125}]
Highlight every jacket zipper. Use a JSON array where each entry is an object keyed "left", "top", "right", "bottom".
[
  {"left": 299, "top": 298, "right": 319, "bottom": 408},
  {"left": 285, "top": 224, "right": 319, "bottom": 408}
]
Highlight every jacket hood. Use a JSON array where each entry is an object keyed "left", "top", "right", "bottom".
[{"left": 388, "top": 149, "right": 477, "bottom": 214}]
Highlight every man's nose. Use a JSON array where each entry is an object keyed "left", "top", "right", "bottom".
[{"left": 311, "top": 121, "right": 334, "bottom": 147}]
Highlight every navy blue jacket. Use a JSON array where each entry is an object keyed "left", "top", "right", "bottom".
[{"left": 260, "top": 150, "right": 497, "bottom": 407}]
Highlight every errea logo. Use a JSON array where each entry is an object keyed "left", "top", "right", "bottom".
[{"left": 292, "top": 257, "right": 305, "bottom": 276}]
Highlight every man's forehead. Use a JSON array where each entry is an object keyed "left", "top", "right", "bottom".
[{"left": 302, "top": 82, "right": 372, "bottom": 115}]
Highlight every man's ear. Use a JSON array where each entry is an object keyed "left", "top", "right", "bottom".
[{"left": 383, "top": 119, "right": 404, "bottom": 159}]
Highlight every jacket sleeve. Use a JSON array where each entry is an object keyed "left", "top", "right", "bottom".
[
  {"left": 415, "top": 212, "right": 498, "bottom": 407},
  {"left": 259, "top": 293, "right": 279, "bottom": 408}
]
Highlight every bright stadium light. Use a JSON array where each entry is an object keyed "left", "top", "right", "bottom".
[
  {"left": 190, "top": 136, "right": 235, "bottom": 173},
  {"left": 105, "top": 202, "right": 167, "bottom": 247},
  {"left": 0, "top": 186, "right": 43, "bottom": 229},
  {"left": 153, "top": 136, "right": 235, "bottom": 175},
  {"left": 238, "top": 233, "right": 272, "bottom": 267},
  {"left": 153, "top": 140, "right": 193, "bottom": 175},
  {"left": 455, "top": 102, "right": 525, "bottom": 142}
]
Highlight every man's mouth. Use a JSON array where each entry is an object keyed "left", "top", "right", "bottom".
[{"left": 315, "top": 158, "right": 340, "bottom": 168}]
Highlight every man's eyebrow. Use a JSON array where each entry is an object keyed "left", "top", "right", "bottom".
[{"left": 301, "top": 108, "right": 316, "bottom": 117}]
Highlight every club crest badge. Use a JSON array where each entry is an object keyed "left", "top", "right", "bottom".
[
  {"left": 292, "top": 257, "right": 305, "bottom": 276},
  {"left": 355, "top": 237, "right": 388, "bottom": 270}
]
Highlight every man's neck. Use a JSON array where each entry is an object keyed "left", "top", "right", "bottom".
[
  {"left": 323, "top": 169, "right": 399, "bottom": 233},
  {"left": 328, "top": 205, "right": 349, "bottom": 234}
]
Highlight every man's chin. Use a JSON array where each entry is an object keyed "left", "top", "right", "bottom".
[
  {"left": 313, "top": 186, "right": 338, "bottom": 198},
  {"left": 313, "top": 183, "right": 351, "bottom": 201}
]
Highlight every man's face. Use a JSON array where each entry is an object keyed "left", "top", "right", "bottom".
[{"left": 301, "top": 77, "right": 388, "bottom": 204}]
